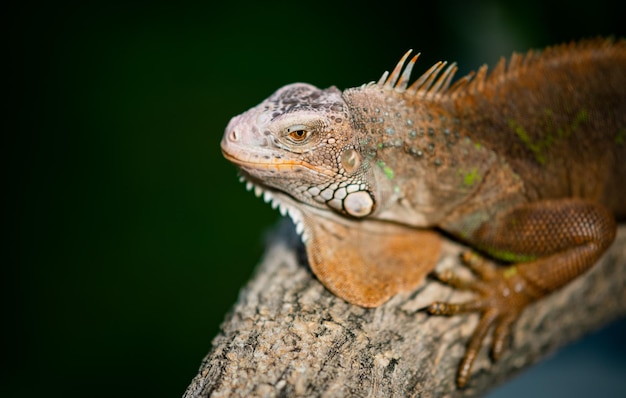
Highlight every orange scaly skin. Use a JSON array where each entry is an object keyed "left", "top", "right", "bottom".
[{"left": 221, "top": 38, "right": 626, "bottom": 387}]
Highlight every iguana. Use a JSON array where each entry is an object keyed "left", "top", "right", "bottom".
[{"left": 220, "top": 38, "right": 626, "bottom": 387}]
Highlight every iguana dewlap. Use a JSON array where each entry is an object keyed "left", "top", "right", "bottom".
[{"left": 221, "top": 38, "right": 626, "bottom": 387}]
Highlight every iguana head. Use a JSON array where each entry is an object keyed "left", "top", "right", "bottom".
[{"left": 221, "top": 82, "right": 379, "bottom": 221}]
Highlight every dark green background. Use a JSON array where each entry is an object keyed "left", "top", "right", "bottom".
[{"left": 7, "top": 1, "right": 625, "bottom": 397}]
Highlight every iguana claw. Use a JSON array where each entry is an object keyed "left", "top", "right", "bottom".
[{"left": 427, "top": 251, "right": 535, "bottom": 388}]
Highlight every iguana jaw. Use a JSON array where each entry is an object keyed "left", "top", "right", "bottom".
[
  {"left": 232, "top": 170, "right": 367, "bottom": 245},
  {"left": 221, "top": 147, "right": 334, "bottom": 177}
]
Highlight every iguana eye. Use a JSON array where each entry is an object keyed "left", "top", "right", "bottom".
[{"left": 286, "top": 125, "right": 309, "bottom": 141}]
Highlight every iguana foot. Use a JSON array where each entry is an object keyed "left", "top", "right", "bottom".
[{"left": 427, "top": 251, "right": 541, "bottom": 388}]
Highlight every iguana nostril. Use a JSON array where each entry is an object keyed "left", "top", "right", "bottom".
[{"left": 229, "top": 130, "right": 239, "bottom": 141}]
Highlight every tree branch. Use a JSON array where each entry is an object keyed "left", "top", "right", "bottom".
[{"left": 184, "top": 223, "right": 626, "bottom": 397}]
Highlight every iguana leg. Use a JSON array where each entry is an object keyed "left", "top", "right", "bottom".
[{"left": 430, "top": 198, "right": 617, "bottom": 388}]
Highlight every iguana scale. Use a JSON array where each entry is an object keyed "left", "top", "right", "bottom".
[{"left": 221, "top": 38, "right": 626, "bottom": 387}]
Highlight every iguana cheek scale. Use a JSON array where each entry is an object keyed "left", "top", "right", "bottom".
[{"left": 221, "top": 38, "right": 626, "bottom": 388}]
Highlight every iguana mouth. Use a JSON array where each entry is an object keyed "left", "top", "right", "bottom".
[
  {"left": 221, "top": 148, "right": 335, "bottom": 176},
  {"left": 222, "top": 149, "right": 303, "bottom": 169}
]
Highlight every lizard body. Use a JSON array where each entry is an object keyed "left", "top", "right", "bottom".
[{"left": 221, "top": 38, "right": 626, "bottom": 387}]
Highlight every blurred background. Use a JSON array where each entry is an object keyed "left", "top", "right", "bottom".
[{"left": 7, "top": 1, "right": 625, "bottom": 397}]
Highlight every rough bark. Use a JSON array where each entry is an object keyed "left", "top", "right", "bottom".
[{"left": 184, "top": 223, "right": 626, "bottom": 397}]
